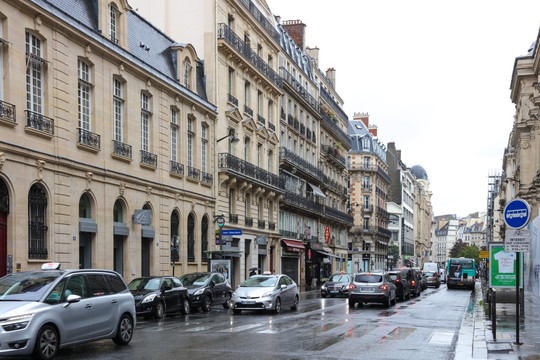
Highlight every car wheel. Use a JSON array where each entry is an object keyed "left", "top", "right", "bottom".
[
  {"left": 274, "top": 297, "right": 281, "bottom": 314},
  {"left": 201, "top": 295, "right": 211, "bottom": 312},
  {"left": 349, "top": 300, "right": 356, "bottom": 308},
  {"left": 154, "top": 301, "right": 165, "bottom": 319},
  {"left": 34, "top": 324, "right": 59, "bottom": 360},
  {"left": 384, "top": 296, "right": 391, "bottom": 308},
  {"left": 181, "top": 298, "right": 191, "bottom": 315},
  {"left": 233, "top": 309, "right": 241, "bottom": 315},
  {"left": 391, "top": 293, "right": 397, "bottom": 306},
  {"left": 291, "top": 295, "right": 299, "bottom": 310},
  {"left": 321, "top": 293, "right": 327, "bottom": 298},
  {"left": 223, "top": 293, "right": 231, "bottom": 309},
  {"left": 113, "top": 314, "right": 134, "bottom": 345}
]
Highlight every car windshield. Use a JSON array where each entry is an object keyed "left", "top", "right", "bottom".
[
  {"left": 389, "top": 274, "right": 398, "bottom": 281},
  {"left": 128, "top": 278, "right": 161, "bottom": 291},
  {"left": 0, "top": 271, "right": 62, "bottom": 301},
  {"left": 328, "top": 274, "right": 350, "bottom": 282},
  {"left": 240, "top": 276, "right": 277, "bottom": 287},
  {"left": 179, "top": 273, "right": 210, "bottom": 286},
  {"left": 355, "top": 275, "right": 382, "bottom": 283},
  {"left": 424, "top": 272, "right": 434, "bottom": 277}
]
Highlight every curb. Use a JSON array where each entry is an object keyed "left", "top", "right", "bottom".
[{"left": 454, "top": 281, "right": 488, "bottom": 360}]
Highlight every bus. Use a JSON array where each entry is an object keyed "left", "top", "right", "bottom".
[{"left": 447, "top": 257, "right": 476, "bottom": 289}]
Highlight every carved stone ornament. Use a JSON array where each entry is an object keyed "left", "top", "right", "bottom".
[
  {"left": 85, "top": 172, "right": 93, "bottom": 190},
  {"left": 85, "top": 44, "right": 92, "bottom": 56},
  {"left": 119, "top": 182, "right": 126, "bottom": 196},
  {"left": 146, "top": 186, "right": 152, "bottom": 197},
  {"left": 118, "top": 63, "right": 124, "bottom": 75},
  {"left": 146, "top": 79, "right": 152, "bottom": 89},
  {"left": 176, "top": 193, "right": 181, "bottom": 202},
  {"left": 522, "top": 140, "right": 530, "bottom": 149},
  {"left": 36, "top": 160, "right": 46, "bottom": 180},
  {"left": 34, "top": 15, "right": 42, "bottom": 31},
  {"left": 191, "top": 201, "right": 196, "bottom": 210},
  {"left": 0, "top": 152, "right": 6, "bottom": 171}
]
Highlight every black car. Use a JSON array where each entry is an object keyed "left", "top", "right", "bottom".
[
  {"left": 388, "top": 270, "right": 410, "bottom": 301},
  {"left": 394, "top": 268, "right": 421, "bottom": 297},
  {"left": 178, "top": 272, "right": 232, "bottom": 312},
  {"left": 128, "top": 276, "right": 190, "bottom": 319},
  {"left": 321, "top": 273, "right": 352, "bottom": 298}
]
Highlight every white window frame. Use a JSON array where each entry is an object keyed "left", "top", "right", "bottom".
[
  {"left": 109, "top": 4, "right": 119, "bottom": 43},
  {"left": 201, "top": 125, "right": 207, "bottom": 172},
  {"left": 141, "top": 92, "right": 151, "bottom": 152},
  {"left": 113, "top": 78, "right": 124, "bottom": 142},
  {"left": 183, "top": 59, "right": 192, "bottom": 89},
  {"left": 26, "top": 32, "right": 43, "bottom": 114},
  {"left": 187, "top": 116, "right": 194, "bottom": 168},
  {"left": 78, "top": 59, "right": 92, "bottom": 131},
  {"left": 170, "top": 108, "right": 178, "bottom": 162}
]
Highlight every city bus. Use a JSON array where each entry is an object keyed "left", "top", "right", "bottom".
[{"left": 447, "top": 257, "right": 476, "bottom": 289}]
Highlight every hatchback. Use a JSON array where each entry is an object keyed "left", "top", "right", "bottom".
[
  {"left": 0, "top": 263, "right": 135, "bottom": 360},
  {"left": 128, "top": 276, "right": 190, "bottom": 319},
  {"left": 231, "top": 274, "right": 299, "bottom": 314},
  {"left": 178, "top": 272, "right": 232, "bottom": 312},
  {"left": 423, "top": 272, "right": 441, "bottom": 288},
  {"left": 348, "top": 271, "right": 397, "bottom": 308},
  {"left": 321, "top": 273, "right": 351, "bottom": 298}
]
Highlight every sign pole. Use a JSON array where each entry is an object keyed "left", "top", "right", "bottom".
[{"left": 516, "top": 251, "right": 521, "bottom": 345}]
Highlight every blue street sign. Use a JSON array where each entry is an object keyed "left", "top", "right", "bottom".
[
  {"left": 221, "top": 229, "right": 242, "bottom": 236},
  {"left": 504, "top": 198, "right": 531, "bottom": 229}
]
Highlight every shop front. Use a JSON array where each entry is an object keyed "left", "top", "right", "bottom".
[
  {"left": 305, "top": 242, "right": 333, "bottom": 288},
  {"left": 281, "top": 239, "right": 304, "bottom": 285}
]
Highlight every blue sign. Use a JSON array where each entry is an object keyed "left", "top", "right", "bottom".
[
  {"left": 504, "top": 198, "right": 531, "bottom": 229},
  {"left": 222, "top": 229, "right": 242, "bottom": 236}
]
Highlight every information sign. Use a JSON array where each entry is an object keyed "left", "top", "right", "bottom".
[{"left": 505, "top": 229, "right": 531, "bottom": 252}]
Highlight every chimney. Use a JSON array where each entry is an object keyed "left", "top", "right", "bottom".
[
  {"left": 353, "top": 112, "right": 369, "bottom": 128},
  {"left": 282, "top": 20, "right": 306, "bottom": 49},
  {"left": 326, "top": 67, "right": 336, "bottom": 87},
  {"left": 306, "top": 46, "right": 319, "bottom": 65}
]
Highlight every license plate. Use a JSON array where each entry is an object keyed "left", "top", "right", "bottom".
[
  {"left": 360, "top": 288, "right": 374, "bottom": 292},
  {"left": 457, "top": 283, "right": 464, "bottom": 286},
  {"left": 330, "top": 290, "right": 338, "bottom": 293},
  {"left": 242, "top": 300, "right": 255, "bottom": 304}
]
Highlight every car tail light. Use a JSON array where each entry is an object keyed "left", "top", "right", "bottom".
[
  {"left": 412, "top": 280, "right": 415, "bottom": 286},
  {"left": 379, "top": 284, "right": 388, "bottom": 290},
  {"left": 396, "top": 279, "right": 400, "bottom": 283},
  {"left": 349, "top": 283, "right": 356, "bottom": 290}
]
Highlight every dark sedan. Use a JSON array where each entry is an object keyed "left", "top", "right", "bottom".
[
  {"left": 128, "top": 276, "right": 190, "bottom": 319},
  {"left": 178, "top": 272, "right": 232, "bottom": 312},
  {"left": 321, "top": 273, "right": 352, "bottom": 298}
]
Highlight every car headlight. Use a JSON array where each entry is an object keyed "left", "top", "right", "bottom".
[
  {"left": 1, "top": 313, "right": 33, "bottom": 331},
  {"left": 142, "top": 294, "right": 157, "bottom": 304},
  {"left": 194, "top": 288, "right": 204, "bottom": 296},
  {"left": 231, "top": 292, "right": 237, "bottom": 298},
  {"left": 262, "top": 292, "right": 274, "bottom": 298},
  {"left": 321, "top": 285, "right": 327, "bottom": 290}
]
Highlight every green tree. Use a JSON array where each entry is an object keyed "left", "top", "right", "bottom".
[
  {"left": 449, "top": 239, "right": 467, "bottom": 258},
  {"left": 457, "top": 244, "right": 480, "bottom": 264},
  {"left": 388, "top": 245, "right": 400, "bottom": 269}
]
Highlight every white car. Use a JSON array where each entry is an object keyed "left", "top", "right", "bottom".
[{"left": 231, "top": 274, "right": 299, "bottom": 314}]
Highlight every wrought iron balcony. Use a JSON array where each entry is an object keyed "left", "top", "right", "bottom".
[
  {"left": 378, "top": 166, "right": 391, "bottom": 184},
  {"left": 321, "top": 145, "right": 346, "bottom": 168},
  {"left": 245, "top": 217, "right": 254, "bottom": 227},
  {"left": 258, "top": 220, "right": 265, "bottom": 229},
  {"left": 0, "top": 100, "right": 16, "bottom": 123},
  {"left": 78, "top": 128, "right": 100, "bottom": 150},
  {"left": 25, "top": 110, "right": 54, "bottom": 135},
  {"left": 228, "top": 93, "right": 238, "bottom": 107},
  {"left": 279, "top": 67, "right": 320, "bottom": 113},
  {"left": 112, "top": 140, "right": 132, "bottom": 159},
  {"left": 217, "top": 23, "right": 282, "bottom": 89},
  {"left": 170, "top": 161, "right": 184, "bottom": 176},
  {"left": 325, "top": 206, "right": 354, "bottom": 226},
  {"left": 279, "top": 147, "right": 327, "bottom": 184},
  {"left": 244, "top": 105, "right": 253, "bottom": 117},
  {"left": 201, "top": 171, "right": 213, "bottom": 185},
  {"left": 140, "top": 150, "right": 157, "bottom": 167},
  {"left": 377, "top": 206, "right": 389, "bottom": 220},
  {"left": 321, "top": 111, "right": 351, "bottom": 148},
  {"left": 257, "top": 114, "right": 265, "bottom": 126},
  {"left": 280, "top": 190, "right": 324, "bottom": 215},
  {"left": 268, "top": 121, "right": 275, "bottom": 132},
  {"left": 187, "top": 166, "right": 200, "bottom": 181},
  {"left": 237, "top": 0, "right": 280, "bottom": 43},
  {"left": 320, "top": 87, "right": 348, "bottom": 125},
  {"left": 218, "top": 153, "right": 284, "bottom": 193},
  {"left": 229, "top": 213, "right": 239, "bottom": 224},
  {"left": 268, "top": 222, "right": 276, "bottom": 230}
]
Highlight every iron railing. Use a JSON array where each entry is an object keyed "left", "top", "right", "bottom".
[
  {"left": 77, "top": 128, "right": 100, "bottom": 150},
  {"left": 140, "top": 150, "right": 157, "bottom": 167},
  {"left": 0, "top": 100, "right": 16, "bottom": 122},
  {"left": 170, "top": 161, "right": 184, "bottom": 176},
  {"left": 218, "top": 153, "right": 283, "bottom": 192},
  {"left": 201, "top": 171, "right": 213, "bottom": 185},
  {"left": 26, "top": 110, "right": 54, "bottom": 135},
  {"left": 187, "top": 166, "right": 200, "bottom": 181},
  {"left": 112, "top": 140, "right": 132, "bottom": 159},
  {"left": 279, "top": 147, "right": 327, "bottom": 185},
  {"left": 321, "top": 111, "right": 351, "bottom": 147},
  {"left": 280, "top": 67, "right": 320, "bottom": 113}
]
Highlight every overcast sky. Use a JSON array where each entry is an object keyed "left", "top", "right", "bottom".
[{"left": 267, "top": 0, "right": 540, "bottom": 217}]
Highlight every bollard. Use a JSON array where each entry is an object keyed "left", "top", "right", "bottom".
[
  {"left": 492, "top": 289, "right": 497, "bottom": 341},
  {"left": 487, "top": 288, "right": 492, "bottom": 316}
]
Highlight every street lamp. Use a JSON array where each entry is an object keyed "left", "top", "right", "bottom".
[
  {"left": 216, "top": 131, "right": 240, "bottom": 143},
  {"left": 171, "top": 235, "right": 179, "bottom": 276}
]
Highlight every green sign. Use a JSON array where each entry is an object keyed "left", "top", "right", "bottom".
[{"left": 489, "top": 243, "right": 522, "bottom": 288}]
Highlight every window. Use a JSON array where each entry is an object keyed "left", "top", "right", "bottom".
[
  {"left": 244, "top": 81, "right": 250, "bottom": 107},
  {"left": 78, "top": 60, "right": 92, "bottom": 131},
  {"left": 244, "top": 137, "right": 250, "bottom": 161},
  {"left": 258, "top": 197, "right": 263, "bottom": 219},
  {"left": 26, "top": 32, "right": 44, "bottom": 114},
  {"left": 109, "top": 3, "right": 119, "bottom": 43},
  {"left": 228, "top": 67, "right": 234, "bottom": 95},
  {"left": 267, "top": 100, "right": 273, "bottom": 123},
  {"left": 183, "top": 58, "right": 192, "bottom": 89},
  {"left": 363, "top": 156, "right": 370, "bottom": 170},
  {"left": 363, "top": 176, "right": 370, "bottom": 190},
  {"left": 257, "top": 91, "right": 262, "bottom": 115},
  {"left": 0, "top": 20, "right": 3, "bottom": 99},
  {"left": 245, "top": 193, "right": 250, "bottom": 218},
  {"left": 363, "top": 217, "right": 370, "bottom": 231},
  {"left": 28, "top": 183, "right": 48, "bottom": 259},
  {"left": 140, "top": 92, "right": 151, "bottom": 152},
  {"left": 201, "top": 125, "right": 208, "bottom": 172},
  {"left": 362, "top": 137, "right": 370, "bottom": 151},
  {"left": 170, "top": 108, "right": 178, "bottom": 162},
  {"left": 227, "top": 14, "right": 234, "bottom": 29},
  {"left": 257, "top": 144, "right": 262, "bottom": 167},
  {"left": 257, "top": 43, "right": 262, "bottom": 57},
  {"left": 229, "top": 188, "right": 235, "bottom": 215},
  {"left": 187, "top": 214, "right": 195, "bottom": 262},
  {"left": 187, "top": 116, "right": 194, "bottom": 167},
  {"left": 79, "top": 193, "right": 91, "bottom": 218},
  {"left": 113, "top": 78, "right": 124, "bottom": 142},
  {"left": 363, "top": 195, "right": 370, "bottom": 210},
  {"left": 267, "top": 150, "right": 273, "bottom": 173}
]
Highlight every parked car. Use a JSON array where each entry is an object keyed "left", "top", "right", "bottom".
[
  {"left": 230, "top": 274, "right": 299, "bottom": 314},
  {"left": 422, "top": 262, "right": 440, "bottom": 275},
  {"left": 321, "top": 273, "right": 352, "bottom": 298},
  {"left": 388, "top": 270, "right": 410, "bottom": 301},
  {"left": 423, "top": 271, "right": 441, "bottom": 288},
  {"left": 348, "top": 271, "right": 397, "bottom": 308},
  {"left": 128, "top": 276, "right": 189, "bottom": 319},
  {"left": 0, "top": 263, "right": 135, "bottom": 360},
  {"left": 178, "top": 272, "right": 232, "bottom": 312},
  {"left": 394, "top": 267, "right": 421, "bottom": 298}
]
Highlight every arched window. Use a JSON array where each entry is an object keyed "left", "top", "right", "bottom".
[
  {"left": 171, "top": 210, "right": 179, "bottom": 238},
  {"left": 187, "top": 213, "right": 195, "bottom": 262},
  {"left": 201, "top": 216, "right": 208, "bottom": 262},
  {"left": 79, "top": 193, "right": 91, "bottom": 218},
  {"left": 0, "top": 178, "right": 9, "bottom": 213},
  {"left": 28, "top": 184, "right": 48, "bottom": 259},
  {"left": 113, "top": 199, "right": 123, "bottom": 222}
]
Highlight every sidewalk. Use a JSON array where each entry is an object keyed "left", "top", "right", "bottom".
[{"left": 455, "top": 280, "right": 540, "bottom": 359}]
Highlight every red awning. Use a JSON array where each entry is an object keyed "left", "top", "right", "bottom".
[{"left": 281, "top": 239, "right": 305, "bottom": 253}]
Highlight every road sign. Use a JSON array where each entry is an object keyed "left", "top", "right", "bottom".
[
  {"left": 222, "top": 229, "right": 242, "bottom": 236},
  {"left": 503, "top": 198, "right": 531, "bottom": 229},
  {"left": 479, "top": 250, "right": 489, "bottom": 258},
  {"left": 505, "top": 229, "right": 531, "bottom": 252},
  {"left": 324, "top": 225, "right": 330, "bottom": 243}
]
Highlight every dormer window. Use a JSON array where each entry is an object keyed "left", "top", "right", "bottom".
[
  {"left": 109, "top": 4, "right": 119, "bottom": 44},
  {"left": 183, "top": 58, "right": 192, "bottom": 89}
]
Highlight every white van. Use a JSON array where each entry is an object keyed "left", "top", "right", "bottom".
[{"left": 422, "top": 262, "right": 440, "bottom": 275}]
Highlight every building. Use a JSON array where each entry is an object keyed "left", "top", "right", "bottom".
[
  {"left": 411, "top": 165, "right": 433, "bottom": 267},
  {"left": 0, "top": 0, "right": 217, "bottom": 281},
  {"left": 433, "top": 216, "right": 459, "bottom": 265},
  {"left": 348, "top": 113, "right": 391, "bottom": 271}
]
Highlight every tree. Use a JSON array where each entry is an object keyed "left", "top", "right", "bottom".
[
  {"left": 449, "top": 239, "right": 467, "bottom": 258},
  {"left": 457, "top": 244, "right": 480, "bottom": 264},
  {"left": 388, "top": 245, "right": 400, "bottom": 269}
]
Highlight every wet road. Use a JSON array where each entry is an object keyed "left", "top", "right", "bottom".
[{"left": 42, "top": 285, "right": 473, "bottom": 360}]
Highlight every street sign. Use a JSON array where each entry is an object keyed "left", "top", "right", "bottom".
[
  {"left": 503, "top": 198, "right": 531, "bottom": 229},
  {"left": 505, "top": 229, "right": 531, "bottom": 252},
  {"left": 222, "top": 229, "right": 242, "bottom": 236},
  {"left": 479, "top": 250, "right": 489, "bottom": 258}
]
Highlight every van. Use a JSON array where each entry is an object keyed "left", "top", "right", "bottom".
[{"left": 422, "top": 262, "right": 440, "bottom": 275}]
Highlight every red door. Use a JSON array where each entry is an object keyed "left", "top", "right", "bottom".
[{"left": 0, "top": 212, "right": 6, "bottom": 277}]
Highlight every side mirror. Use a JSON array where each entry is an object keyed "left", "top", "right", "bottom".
[
  {"left": 210, "top": 280, "right": 215, "bottom": 288},
  {"left": 163, "top": 285, "right": 172, "bottom": 291},
  {"left": 280, "top": 284, "right": 287, "bottom": 290},
  {"left": 64, "top": 294, "right": 81, "bottom": 307}
]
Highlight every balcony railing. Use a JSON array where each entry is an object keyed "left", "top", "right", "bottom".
[
  {"left": 257, "top": 114, "right": 265, "bottom": 126},
  {"left": 268, "top": 121, "right": 275, "bottom": 132},
  {"left": 320, "top": 87, "right": 348, "bottom": 124},
  {"left": 201, "top": 171, "right": 213, "bottom": 185},
  {"left": 258, "top": 220, "right": 265, "bottom": 229},
  {"left": 217, "top": 23, "right": 282, "bottom": 89},
  {"left": 280, "top": 190, "right": 324, "bottom": 215},
  {"left": 170, "top": 161, "right": 184, "bottom": 176},
  {"left": 78, "top": 128, "right": 100, "bottom": 150},
  {"left": 325, "top": 206, "right": 354, "bottom": 226},
  {"left": 378, "top": 166, "right": 391, "bottom": 184},
  {"left": 218, "top": 153, "right": 283, "bottom": 192},
  {"left": 237, "top": 0, "right": 280, "bottom": 43},
  {"left": 245, "top": 217, "right": 254, "bottom": 227},
  {"left": 268, "top": 222, "right": 276, "bottom": 230},
  {"left": 280, "top": 67, "right": 320, "bottom": 113},
  {"left": 0, "top": 100, "right": 16, "bottom": 123},
  {"left": 321, "top": 145, "right": 346, "bottom": 168},
  {"left": 279, "top": 147, "right": 327, "bottom": 185},
  {"left": 228, "top": 93, "right": 238, "bottom": 107},
  {"left": 244, "top": 105, "right": 253, "bottom": 117},
  {"left": 112, "top": 140, "right": 132, "bottom": 159},
  {"left": 229, "top": 213, "right": 239, "bottom": 224},
  {"left": 140, "top": 150, "right": 157, "bottom": 167},
  {"left": 321, "top": 111, "right": 351, "bottom": 148},
  {"left": 187, "top": 166, "right": 200, "bottom": 181},
  {"left": 26, "top": 110, "right": 54, "bottom": 135}
]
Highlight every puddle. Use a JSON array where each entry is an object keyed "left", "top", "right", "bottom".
[
  {"left": 381, "top": 326, "right": 416, "bottom": 340},
  {"left": 306, "top": 336, "right": 344, "bottom": 351}
]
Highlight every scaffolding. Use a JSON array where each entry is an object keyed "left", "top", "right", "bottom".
[{"left": 486, "top": 170, "right": 501, "bottom": 243}]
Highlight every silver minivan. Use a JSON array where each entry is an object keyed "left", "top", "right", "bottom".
[{"left": 0, "top": 263, "right": 136, "bottom": 359}]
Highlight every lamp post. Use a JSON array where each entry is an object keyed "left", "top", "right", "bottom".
[
  {"left": 171, "top": 235, "right": 179, "bottom": 276},
  {"left": 216, "top": 131, "right": 240, "bottom": 143}
]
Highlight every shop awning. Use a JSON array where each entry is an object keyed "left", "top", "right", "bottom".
[
  {"left": 307, "top": 182, "right": 326, "bottom": 198},
  {"left": 205, "top": 250, "right": 242, "bottom": 258},
  {"left": 282, "top": 239, "right": 305, "bottom": 253},
  {"left": 363, "top": 239, "right": 374, "bottom": 244},
  {"left": 317, "top": 250, "right": 332, "bottom": 257}
]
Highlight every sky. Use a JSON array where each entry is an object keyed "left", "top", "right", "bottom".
[{"left": 266, "top": 0, "right": 540, "bottom": 217}]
